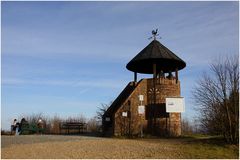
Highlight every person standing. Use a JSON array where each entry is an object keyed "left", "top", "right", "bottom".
[
  {"left": 15, "top": 122, "right": 20, "bottom": 135},
  {"left": 19, "top": 118, "right": 27, "bottom": 134},
  {"left": 11, "top": 119, "right": 17, "bottom": 135},
  {"left": 12, "top": 119, "right": 20, "bottom": 135},
  {"left": 37, "top": 118, "right": 44, "bottom": 134}
]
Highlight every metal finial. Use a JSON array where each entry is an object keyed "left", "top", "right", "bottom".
[
  {"left": 152, "top": 29, "right": 158, "bottom": 40},
  {"left": 148, "top": 28, "right": 161, "bottom": 40}
]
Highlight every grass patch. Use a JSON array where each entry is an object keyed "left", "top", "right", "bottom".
[
  {"left": 182, "top": 142, "right": 238, "bottom": 159},
  {"left": 180, "top": 135, "right": 239, "bottom": 159}
]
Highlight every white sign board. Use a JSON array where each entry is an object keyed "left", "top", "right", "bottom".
[
  {"left": 105, "top": 117, "right": 110, "bottom": 121},
  {"left": 166, "top": 97, "right": 185, "bottom": 113},
  {"left": 139, "top": 95, "right": 144, "bottom": 101},
  {"left": 138, "top": 105, "right": 145, "bottom": 114},
  {"left": 122, "top": 112, "right": 128, "bottom": 117}
]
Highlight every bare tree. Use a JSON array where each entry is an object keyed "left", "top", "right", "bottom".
[
  {"left": 95, "top": 102, "right": 112, "bottom": 133},
  {"left": 66, "top": 114, "right": 86, "bottom": 123},
  {"left": 87, "top": 116, "right": 99, "bottom": 133},
  {"left": 21, "top": 112, "right": 45, "bottom": 124},
  {"left": 49, "top": 114, "right": 62, "bottom": 134},
  {"left": 193, "top": 55, "right": 239, "bottom": 143},
  {"left": 181, "top": 118, "right": 193, "bottom": 135},
  {"left": 96, "top": 103, "right": 111, "bottom": 122}
]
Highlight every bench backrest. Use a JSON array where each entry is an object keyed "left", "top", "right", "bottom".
[{"left": 59, "top": 122, "right": 87, "bottom": 129}]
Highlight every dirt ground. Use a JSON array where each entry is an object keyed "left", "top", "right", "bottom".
[{"left": 1, "top": 135, "right": 238, "bottom": 159}]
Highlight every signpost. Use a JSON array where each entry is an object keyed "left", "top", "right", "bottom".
[
  {"left": 138, "top": 95, "right": 144, "bottom": 137},
  {"left": 165, "top": 97, "right": 185, "bottom": 136}
]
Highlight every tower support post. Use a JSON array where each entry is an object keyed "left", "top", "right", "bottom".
[
  {"left": 175, "top": 68, "right": 178, "bottom": 84},
  {"left": 134, "top": 72, "right": 137, "bottom": 83},
  {"left": 153, "top": 63, "right": 157, "bottom": 104},
  {"left": 153, "top": 63, "right": 157, "bottom": 134}
]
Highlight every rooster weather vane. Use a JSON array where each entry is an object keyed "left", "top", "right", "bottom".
[{"left": 148, "top": 29, "right": 161, "bottom": 40}]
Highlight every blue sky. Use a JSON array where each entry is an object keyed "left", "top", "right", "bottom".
[{"left": 1, "top": 1, "right": 239, "bottom": 130}]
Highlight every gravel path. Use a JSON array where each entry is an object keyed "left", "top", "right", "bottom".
[
  {"left": 2, "top": 135, "right": 183, "bottom": 159},
  {"left": 1, "top": 135, "right": 238, "bottom": 159},
  {"left": 1, "top": 134, "right": 100, "bottom": 148}
]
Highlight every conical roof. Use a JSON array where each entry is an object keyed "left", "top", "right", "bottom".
[{"left": 126, "top": 40, "right": 186, "bottom": 74}]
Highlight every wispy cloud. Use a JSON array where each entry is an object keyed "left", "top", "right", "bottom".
[{"left": 2, "top": 77, "right": 126, "bottom": 90}]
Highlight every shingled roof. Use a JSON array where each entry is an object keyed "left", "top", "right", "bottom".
[{"left": 126, "top": 40, "right": 186, "bottom": 74}]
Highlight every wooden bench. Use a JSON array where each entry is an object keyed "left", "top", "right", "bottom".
[{"left": 59, "top": 122, "right": 87, "bottom": 134}]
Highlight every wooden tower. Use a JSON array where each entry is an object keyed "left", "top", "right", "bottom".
[{"left": 103, "top": 30, "right": 186, "bottom": 137}]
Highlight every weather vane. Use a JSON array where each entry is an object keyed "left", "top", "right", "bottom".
[{"left": 148, "top": 28, "right": 161, "bottom": 40}]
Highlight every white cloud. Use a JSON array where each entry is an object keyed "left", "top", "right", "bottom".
[{"left": 2, "top": 77, "right": 126, "bottom": 90}]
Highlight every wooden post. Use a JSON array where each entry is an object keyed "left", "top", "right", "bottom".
[
  {"left": 153, "top": 63, "right": 157, "bottom": 134},
  {"left": 134, "top": 72, "right": 137, "bottom": 83},
  {"left": 153, "top": 64, "right": 157, "bottom": 78},
  {"left": 165, "top": 115, "right": 168, "bottom": 136},
  {"left": 153, "top": 63, "right": 157, "bottom": 104},
  {"left": 180, "top": 113, "right": 182, "bottom": 136},
  {"left": 169, "top": 113, "right": 171, "bottom": 136},
  {"left": 175, "top": 68, "right": 178, "bottom": 84},
  {"left": 124, "top": 116, "right": 126, "bottom": 136}
]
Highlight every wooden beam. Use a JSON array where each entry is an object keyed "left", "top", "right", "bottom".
[
  {"left": 153, "top": 63, "right": 157, "bottom": 79},
  {"left": 153, "top": 63, "right": 157, "bottom": 133},
  {"left": 153, "top": 63, "right": 157, "bottom": 104},
  {"left": 134, "top": 72, "right": 137, "bottom": 83},
  {"left": 175, "top": 68, "right": 178, "bottom": 84}
]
